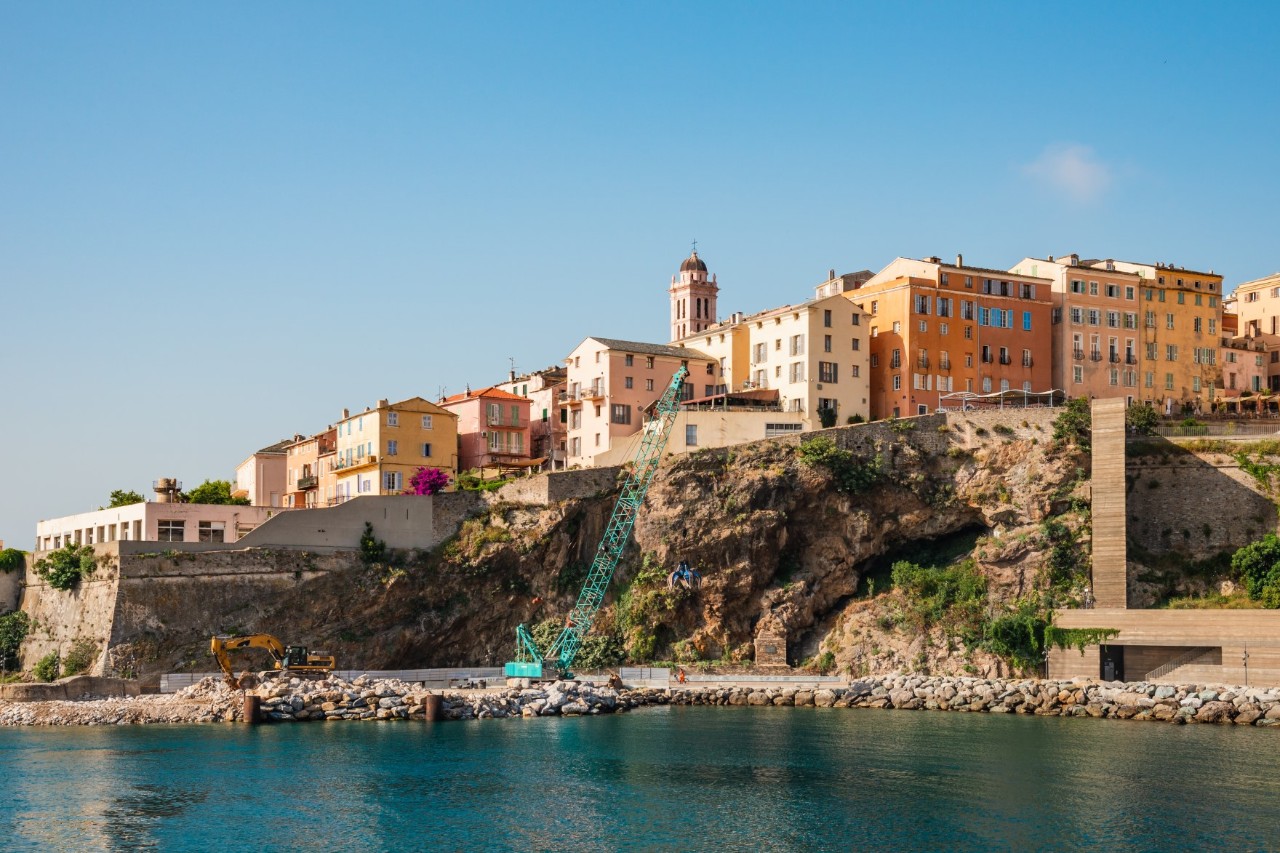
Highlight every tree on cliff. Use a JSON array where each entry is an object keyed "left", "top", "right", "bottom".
[
  {"left": 405, "top": 467, "right": 450, "bottom": 495},
  {"left": 1125, "top": 404, "right": 1159, "bottom": 437},
  {"left": 107, "top": 489, "right": 145, "bottom": 508},
  {"left": 183, "top": 480, "right": 250, "bottom": 505},
  {"left": 0, "top": 548, "right": 25, "bottom": 574}
]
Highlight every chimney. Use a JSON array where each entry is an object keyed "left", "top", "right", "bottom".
[
  {"left": 926, "top": 256, "right": 941, "bottom": 264},
  {"left": 342, "top": 408, "right": 350, "bottom": 419},
  {"left": 955, "top": 253, "right": 963, "bottom": 268},
  {"left": 377, "top": 398, "right": 389, "bottom": 408},
  {"left": 509, "top": 369, "right": 516, "bottom": 381},
  {"left": 828, "top": 268, "right": 836, "bottom": 280},
  {"left": 1048, "top": 255, "right": 1054, "bottom": 263}
]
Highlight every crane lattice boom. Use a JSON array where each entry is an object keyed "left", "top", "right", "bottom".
[{"left": 506, "top": 365, "right": 689, "bottom": 679}]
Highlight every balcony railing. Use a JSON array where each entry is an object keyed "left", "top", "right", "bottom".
[
  {"left": 1022, "top": 356, "right": 1034, "bottom": 367},
  {"left": 1109, "top": 353, "right": 1121, "bottom": 363},
  {"left": 297, "top": 475, "right": 318, "bottom": 490},
  {"left": 998, "top": 355, "right": 1011, "bottom": 365},
  {"left": 938, "top": 359, "right": 951, "bottom": 371},
  {"left": 1090, "top": 352, "right": 1103, "bottom": 362},
  {"left": 487, "top": 415, "right": 522, "bottom": 428},
  {"left": 917, "top": 356, "right": 930, "bottom": 369},
  {"left": 1072, "top": 348, "right": 1084, "bottom": 361},
  {"left": 582, "top": 385, "right": 606, "bottom": 400},
  {"left": 1126, "top": 354, "right": 1137, "bottom": 364}
]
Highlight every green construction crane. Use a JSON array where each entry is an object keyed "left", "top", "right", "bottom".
[{"left": 505, "top": 364, "right": 690, "bottom": 681}]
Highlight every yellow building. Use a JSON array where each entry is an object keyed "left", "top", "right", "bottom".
[
  {"left": 1091, "top": 260, "right": 1223, "bottom": 411},
  {"left": 329, "top": 397, "right": 458, "bottom": 503}
]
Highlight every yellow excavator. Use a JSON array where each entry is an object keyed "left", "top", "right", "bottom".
[{"left": 210, "top": 634, "right": 336, "bottom": 689}]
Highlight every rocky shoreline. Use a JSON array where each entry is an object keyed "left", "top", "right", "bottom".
[{"left": 2, "top": 673, "right": 1280, "bottom": 727}]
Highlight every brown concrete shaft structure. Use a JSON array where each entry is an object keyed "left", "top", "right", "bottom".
[{"left": 1090, "top": 398, "right": 1128, "bottom": 608}]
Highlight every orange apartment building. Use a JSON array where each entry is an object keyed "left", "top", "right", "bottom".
[
  {"left": 847, "top": 256, "right": 1054, "bottom": 419},
  {"left": 1010, "top": 255, "right": 1144, "bottom": 402}
]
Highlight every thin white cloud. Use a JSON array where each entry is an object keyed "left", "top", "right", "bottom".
[{"left": 1020, "top": 143, "right": 1112, "bottom": 203}]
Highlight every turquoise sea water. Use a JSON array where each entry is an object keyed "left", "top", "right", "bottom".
[{"left": 1, "top": 706, "right": 1277, "bottom": 851}]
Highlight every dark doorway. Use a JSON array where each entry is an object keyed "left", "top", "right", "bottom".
[{"left": 1100, "top": 645, "right": 1125, "bottom": 682}]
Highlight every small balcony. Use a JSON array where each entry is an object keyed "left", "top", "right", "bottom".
[
  {"left": 916, "top": 356, "right": 930, "bottom": 369},
  {"left": 297, "top": 475, "right": 318, "bottom": 490},
  {"left": 998, "top": 355, "right": 1012, "bottom": 365},
  {"left": 1090, "top": 351, "right": 1103, "bottom": 362},
  {"left": 582, "top": 384, "right": 606, "bottom": 401},
  {"left": 1126, "top": 354, "right": 1137, "bottom": 364},
  {"left": 1022, "top": 356, "right": 1034, "bottom": 368},
  {"left": 1072, "top": 348, "right": 1084, "bottom": 361}
]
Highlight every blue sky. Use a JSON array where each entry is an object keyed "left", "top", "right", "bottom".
[{"left": 2, "top": 2, "right": 1277, "bottom": 543}]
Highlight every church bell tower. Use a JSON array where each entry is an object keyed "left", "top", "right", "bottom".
[{"left": 669, "top": 247, "right": 718, "bottom": 342}]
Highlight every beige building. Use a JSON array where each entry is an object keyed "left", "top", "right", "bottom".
[
  {"left": 562, "top": 337, "right": 715, "bottom": 468},
  {"left": 233, "top": 439, "right": 290, "bottom": 507},
  {"left": 330, "top": 397, "right": 458, "bottom": 502},
  {"left": 672, "top": 294, "right": 871, "bottom": 428},
  {"left": 1010, "top": 255, "right": 1143, "bottom": 402}
]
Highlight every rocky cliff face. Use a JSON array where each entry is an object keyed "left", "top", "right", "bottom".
[{"left": 19, "top": 410, "right": 1091, "bottom": 681}]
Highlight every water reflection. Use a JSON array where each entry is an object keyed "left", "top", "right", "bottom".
[{"left": 1, "top": 709, "right": 1279, "bottom": 850}]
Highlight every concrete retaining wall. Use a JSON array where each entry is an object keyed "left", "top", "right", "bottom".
[
  {"left": 0, "top": 675, "right": 141, "bottom": 701},
  {"left": 235, "top": 493, "right": 485, "bottom": 551}
]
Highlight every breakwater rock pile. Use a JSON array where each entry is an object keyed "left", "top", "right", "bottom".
[
  {"left": 250, "top": 675, "right": 627, "bottom": 721},
  {"left": 665, "top": 674, "right": 1280, "bottom": 725},
  {"left": 5, "top": 673, "right": 1280, "bottom": 727}
]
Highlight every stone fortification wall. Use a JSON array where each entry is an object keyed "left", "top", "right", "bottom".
[
  {"left": 19, "top": 543, "right": 122, "bottom": 675},
  {"left": 1126, "top": 449, "right": 1278, "bottom": 559},
  {"left": 492, "top": 466, "right": 621, "bottom": 505},
  {"left": 18, "top": 544, "right": 363, "bottom": 682},
  {"left": 235, "top": 493, "right": 485, "bottom": 552},
  {"left": 0, "top": 558, "right": 23, "bottom": 613}
]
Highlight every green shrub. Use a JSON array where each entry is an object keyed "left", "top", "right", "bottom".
[
  {"left": 815, "top": 650, "right": 836, "bottom": 674},
  {"left": 33, "top": 652, "right": 60, "bottom": 682},
  {"left": 817, "top": 407, "right": 837, "bottom": 428},
  {"left": 796, "top": 436, "right": 882, "bottom": 494},
  {"left": 0, "top": 611, "right": 30, "bottom": 669},
  {"left": 982, "top": 601, "right": 1047, "bottom": 673},
  {"left": 1052, "top": 398, "right": 1092, "bottom": 450},
  {"left": 62, "top": 639, "right": 99, "bottom": 677},
  {"left": 33, "top": 544, "right": 97, "bottom": 591},
  {"left": 847, "top": 415, "right": 865, "bottom": 425},
  {"left": 890, "top": 559, "right": 986, "bottom": 638},
  {"left": 1231, "top": 534, "right": 1280, "bottom": 607},
  {"left": 0, "top": 549, "right": 24, "bottom": 574},
  {"left": 992, "top": 424, "right": 1014, "bottom": 437},
  {"left": 359, "top": 522, "right": 387, "bottom": 564}
]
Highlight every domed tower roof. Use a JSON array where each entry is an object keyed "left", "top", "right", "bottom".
[{"left": 680, "top": 250, "right": 707, "bottom": 273}]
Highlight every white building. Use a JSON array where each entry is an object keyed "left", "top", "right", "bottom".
[{"left": 35, "top": 498, "right": 283, "bottom": 552}]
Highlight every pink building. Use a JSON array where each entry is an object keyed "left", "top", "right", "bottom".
[
  {"left": 496, "top": 366, "right": 569, "bottom": 470},
  {"left": 439, "top": 386, "right": 534, "bottom": 473},
  {"left": 562, "top": 337, "right": 715, "bottom": 467}
]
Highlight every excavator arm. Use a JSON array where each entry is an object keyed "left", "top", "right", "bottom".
[
  {"left": 211, "top": 634, "right": 287, "bottom": 688},
  {"left": 210, "top": 634, "right": 335, "bottom": 688}
]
